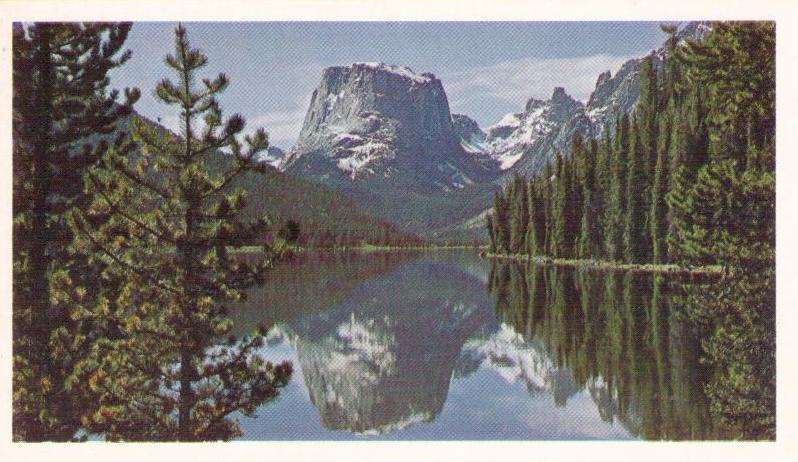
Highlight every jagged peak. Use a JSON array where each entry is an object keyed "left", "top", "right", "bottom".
[
  {"left": 524, "top": 97, "right": 547, "bottom": 113},
  {"left": 451, "top": 113, "right": 478, "bottom": 123},
  {"left": 550, "top": 87, "right": 578, "bottom": 105},
  {"left": 595, "top": 70, "right": 612, "bottom": 89}
]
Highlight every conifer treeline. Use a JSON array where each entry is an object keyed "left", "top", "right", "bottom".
[{"left": 486, "top": 23, "right": 774, "bottom": 269}]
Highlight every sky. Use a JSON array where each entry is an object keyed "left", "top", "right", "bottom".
[{"left": 109, "top": 22, "right": 668, "bottom": 149}]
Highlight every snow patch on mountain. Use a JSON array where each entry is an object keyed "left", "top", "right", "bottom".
[{"left": 352, "top": 62, "right": 433, "bottom": 84}]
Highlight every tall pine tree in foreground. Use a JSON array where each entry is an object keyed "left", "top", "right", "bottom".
[
  {"left": 667, "top": 21, "right": 775, "bottom": 438},
  {"left": 72, "top": 24, "right": 291, "bottom": 441},
  {"left": 12, "top": 22, "right": 139, "bottom": 441}
]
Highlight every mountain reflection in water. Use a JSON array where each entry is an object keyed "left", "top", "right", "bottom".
[{"left": 228, "top": 250, "right": 724, "bottom": 440}]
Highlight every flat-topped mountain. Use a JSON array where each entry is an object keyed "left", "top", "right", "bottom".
[{"left": 284, "top": 62, "right": 496, "bottom": 191}]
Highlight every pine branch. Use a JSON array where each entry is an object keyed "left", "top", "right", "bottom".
[{"left": 88, "top": 174, "right": 178, "bottom": 245}]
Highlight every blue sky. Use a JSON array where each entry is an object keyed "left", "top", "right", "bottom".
[{"left": 109, "top": 22, "right": 667, "bottom": 149}]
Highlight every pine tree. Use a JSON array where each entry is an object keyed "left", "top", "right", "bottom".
[
  {"left": 527, "top": 180, "right": 546, "bottom": 256},
  {"left": 637, "top": 56, "right": 660, "bottom": 180},
  {"left": 604, "top": 114, "right": 630, "bottom": 261},
  {"left": 666, "top": 86, "right": 710, "bottom": 259},
  {"left": 650, "top": 101, "right": 672, "bottom": 263},
  {"left": 566, "top": 132, "right": 583, "bottom": 259},
  {"left": 486, "top": 213, "right": 498, "bottom": 254},
  {"left": 549, "top": 153, "right": 566, "bottom": 258},
  {"left": 593, "top": 125, "right": 613, "bottom": 259},
  {"left": 12, "top": 22, "right": 139, "bottom": 441},
  {"left": 509, "top": 173, "right": 529, "bottom": 253},
  {"left": 680, "top": 22, "right": 774, "bottom": 166},
  {"left": 71, "top": 24, "right": 291, "bottom": 441},
  {"left": 543, "top": 161, "right": 554, "bottom": 255},
  {"left": 578, "top": 139, "right": 600, "bottom": 259},
  {"left": 493, "top": 190, "right": 511, "bottom": 254},
  {"left": 668, "top": 22, "right": 775, "bottom": 437},
  {"left": 624, "top": 118, "right": 649, "bottom": 263}
]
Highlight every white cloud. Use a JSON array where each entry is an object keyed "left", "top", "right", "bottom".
[
  {"left": 443, "top": 54, "right": 637, "bottom": 115},
  {"left": 245, "top": 107, "right": 308, "bottom": 149}
]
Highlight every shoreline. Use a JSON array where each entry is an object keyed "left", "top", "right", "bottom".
[{"left": 481, "top": 252, "right": 723, "bottom": 276}]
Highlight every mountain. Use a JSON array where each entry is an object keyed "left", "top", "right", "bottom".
[
  {"left": 273, "top": 23, "right": 711, "bottom": 240},
  {"left": 281, "top": 62, "right": 500, "bottom": 236},
  {"left": 475, "top": 87, "right": 597, "bottom": 176},
  {"left": 278, "top": 258, "right": 496, "bottom": 434},
  {"left": 459, "top": 77, "right": 632, "bottom": 178},
  {"left": 284, "top": 62, "right": 496, "bottom": 190}
]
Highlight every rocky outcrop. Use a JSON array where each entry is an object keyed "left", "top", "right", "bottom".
[{"left": 473, "top": 87, "right": 593, "bottom": 176}]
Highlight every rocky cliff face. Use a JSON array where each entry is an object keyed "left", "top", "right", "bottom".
[{"left": 284, "top": 62, "right": 494, "bottom": 191}]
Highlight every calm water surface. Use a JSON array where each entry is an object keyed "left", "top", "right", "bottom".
[{"left": 228, "top": 250, "right": 721, "bottom": 440}]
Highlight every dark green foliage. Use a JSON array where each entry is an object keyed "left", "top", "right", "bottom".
[
  {"left": 604, "top": 114, "right": 630, "bottom": 261},
  {"left": 226, "top": 157, "right": 424, "bottom": 248},
  {"left": 650, "top": 101, "right": 672, "bottom": 263},
  {"left": 488, "top": 262, "right": 722, "bottom": 439},
  {"left": 72, "top": 25, "right": 292, "bottom": 441},
  {"left": 527, "top": 179, "right": 546, "bottom": 256},
  {"left": 12, "top": 22, "right": 139, "bottom": 441},
  {"left": 485, "top": 213, "right": 497, "bottom": 254},
  {"left": 624, "top": 120, "right": 650, "bottom": 263},
  {"left": 277, "top": 219, "right": 301, "bottom": 244},
  {"left": 680, "top": 22, "right": 774, "bottom": 166},
  {"left": 509, "top": 173, "right": 529, "bottom": 254},
  {"left": 549, "top": 153, "right": 566, "bottom": 257},
  {"left": 673, "top": 159, "right": 775, "bottom": 438},
  {"left": 578, "top": 139, "right": 601, "bottom": 259},
  {"left": 493, "top": 190, "right": 511, "bottom": 254},
  {"left": 637, "top": 56, "right": 660, "bottom": 180},
  {"left": 543, "top": 161, "right": 554, "bottom": 255},
  {"left": 566, "top": 133, "right": 584, "bottom": 258}
]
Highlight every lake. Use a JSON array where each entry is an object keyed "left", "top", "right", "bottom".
[{"left": 228, "top": 249, "right": 726, "bottom": 440}]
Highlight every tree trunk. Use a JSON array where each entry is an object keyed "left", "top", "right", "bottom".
[
  {"left": 178, "top": 349, "right": 193, "bottom": 441},
  {"left": 26, "top": 24, "right": 54, "bottom": 442}
]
